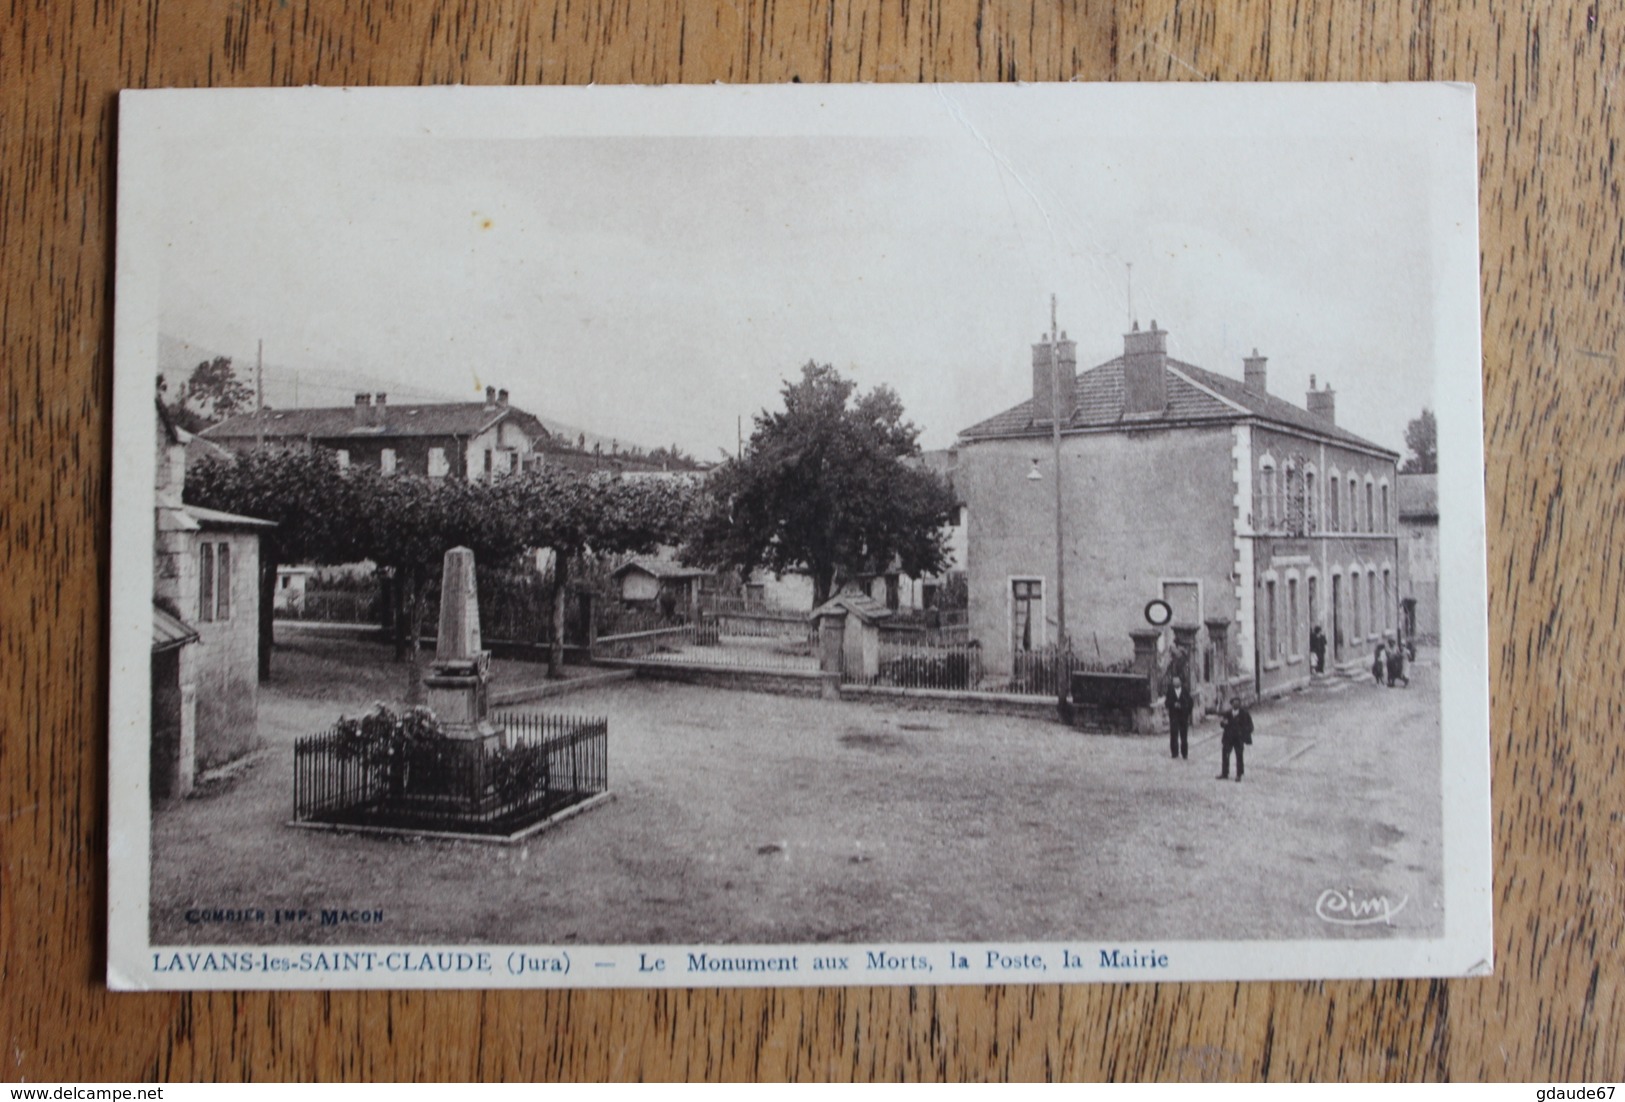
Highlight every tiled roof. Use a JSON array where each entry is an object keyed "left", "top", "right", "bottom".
[
  {"left": 171, "top": 504, "right": 277, "bottom": 531},
  {"left": 810, "top": 587, "right": 893, "bottom": 624},
  {"left": 204, "top": 402, "right": 543, "bottom": 442},
  {"left": 959, "top": 356, "right": 1395, "bottom": 455},
  {"left": 152, "top": 603, "right": 198, "bottom": 652},
  {"left": 1396, "top": 473, "right": 1438, "bottom": 518},
  {"left": 1173, "top": 360, "right": 1392, "bottom": 452},
  {"left": 614, "top": 558, "right": 715, "bottom": 580}
]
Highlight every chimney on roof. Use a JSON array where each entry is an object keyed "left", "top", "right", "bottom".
[
  {"left": 484, "top": 385, "right": 497, "bottom": 410},
  {"left": 1243, "top": 348, "right": 1268, "bottom": 394},
  {"left": 374, "top": 393, "right": 387, "bottom": 425},
  {"left": 1122, "top": 320, "right": 1168, "bottom": 416},
  {"left": 1031, "top": 331, "right": 1077, "bottom": 421},
  {"left": 354, "top": 392, "right": 372, "bottom": 426},
  {"left": 497, "top": 388, "right": 509, "bottom": 409},
  {"left": 1306, "top": 375, "right": 1337, "bottom": 425}
]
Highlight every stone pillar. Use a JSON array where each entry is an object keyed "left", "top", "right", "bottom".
[
  {"left": 178, "top": 664, "right": 198, "bottom": 796},
  {"left": 1170, "top": 622, "right": 1202, "bottom": 717},
  {"left": 435, "top": 547, "right": 481, "bottom": 659},
  {"left": 422, "top": 546, "right": 502, "bottom": 747},
  {"left": 845, "top": 614, "right": 882, "bottom": 680},
  {"left": 151, "top": 647, "right": 198, "bottom": 800},
  {"left": 1171, "top": 624, "right": 1201, "bottom": 675},
  {"left": 1205, "top": 617, "right": 1234, "bottom": 710},
  {"left": 1127, "top": 629, "right": 1163, "bottom": 735},
  {"left": 1129, "top": 628, "right": 1161, "bottom": 687}
]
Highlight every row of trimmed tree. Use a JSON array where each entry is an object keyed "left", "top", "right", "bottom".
[
  {"left": 183, "top": 361, "right": 961, "bottom": 691},
  {"left": 185, "top": 453, "right": 694, "bottom": 688}
]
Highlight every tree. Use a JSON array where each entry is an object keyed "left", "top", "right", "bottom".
[
  {"left": 501, "top": 469, "right": 696, "bottom": 677},
  {"left": 157, "top": 372, "right": 213, "bottom": 435},
  {"left": 186, "top": 446, "right": 372, "bottom": 679},
  {"left": 685, "top": 362, "right": 958, "bottom": 608},
  {"left": 179, "top": 356, "right": 255, "bottom": 424},
  {"left": 1402, "top": 408, "right": 1437, "bottom": 473}
]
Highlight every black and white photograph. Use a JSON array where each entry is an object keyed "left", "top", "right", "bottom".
[{"left": 108, "top": 83, "right": 1491, "bottom": 989}]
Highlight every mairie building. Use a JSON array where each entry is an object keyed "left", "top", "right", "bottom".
[{"left": 956, "top": 321, "right": 1402, "bottom": 707}]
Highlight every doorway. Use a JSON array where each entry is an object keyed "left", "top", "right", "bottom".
[{"left": 1331, "top": 574, "right": 1344, "bottom": 664}]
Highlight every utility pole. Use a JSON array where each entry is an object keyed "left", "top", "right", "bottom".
[
  {"left": 255, "top": 338, "right": 265, "bottom": 449},
  {"left": 1049, "top": 293, "right": 1069, "bottom": 693}
]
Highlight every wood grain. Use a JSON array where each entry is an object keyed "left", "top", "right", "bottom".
[{"left": 2, "top": 0, "right": 1620, "bottom": 1082}]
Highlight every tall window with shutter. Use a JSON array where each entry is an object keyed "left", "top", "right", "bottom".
[
  {"left": 216, "top": 543, "right": 231, "bottom": 620},
  {"left": 198, "top": 542, "right": 215, "bottom": 623}
]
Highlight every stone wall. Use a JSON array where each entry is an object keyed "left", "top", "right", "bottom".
[{"left": 611, "top": 660, "right": 836, "bottom": 698}]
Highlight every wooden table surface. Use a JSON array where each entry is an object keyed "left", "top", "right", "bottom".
[{"left": 2, "top": 0, "right": 1619, "bottom": 1082}]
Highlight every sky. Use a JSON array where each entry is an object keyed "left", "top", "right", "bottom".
[{"left": 148, "top": 86, "right": 1458, "bottom": 458}]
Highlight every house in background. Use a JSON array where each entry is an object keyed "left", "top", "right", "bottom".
[
  {"left": 204, "top": 384, "right": 712, "bottom": 484},
  {"left": 202, "top": 386, "right": 549, "bottom": 479},
  {"left": 612, "top": 558, "right": 717, "bottom": 617},
  {"left": 741, "top": 569, "right": 817, "bottom": 611},
  {"left": 1397, "top": 472, "right": 1440, "bottom": 642},
  {"left": 152, "top": 404, "right": 275, "bottom": 798},
  {"left": 272, "top": 565, "right": 317, "bottom": 612},
  {"left": 737, "top": 451, "right": 964, "bottom": 616},
  {"left": 956, "top": 321, "right": 1401, "bottom": 706},
  {"left": 908, "top": 447, "right": 968, "bottom": 611},
  {"left": 740, "top": 565, "right": 940, "bottom": 615}
]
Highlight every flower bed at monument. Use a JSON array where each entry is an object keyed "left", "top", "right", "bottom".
[{"left": 292, "top": 704, "right": 607, "bottom": 838}]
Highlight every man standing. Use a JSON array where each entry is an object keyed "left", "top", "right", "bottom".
[
  {"left": 1218, "top": 696, "right": 1253, "bottom": 782},
  {"left": 1165, "top": 676, "right": 1195, "bottom": 760}
]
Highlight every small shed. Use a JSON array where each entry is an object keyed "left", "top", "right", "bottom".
[
  {"left": 274, "top": 565, "right": 316, "bottom": 612},
  {"left": 612, "top": 558, "right": 716, "bottom": 615},
  {"left": 809, "top": 587, "right": 894, "bottom": 679}
]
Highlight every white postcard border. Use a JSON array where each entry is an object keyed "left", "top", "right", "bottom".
[{"left": 107, "top": 82, "right": 1493, "bottom": 991}]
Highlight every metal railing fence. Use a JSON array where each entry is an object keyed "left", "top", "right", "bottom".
[{"left": 292, "top": 712, "right": 607, "bottom": 835}]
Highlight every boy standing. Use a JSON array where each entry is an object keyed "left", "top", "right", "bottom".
[{"left": 1165, "top": 676, "right": 1195, "bottom": 760}]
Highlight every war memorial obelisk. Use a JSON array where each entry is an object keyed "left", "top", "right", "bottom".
[{"left": 421, "top": 546, "right": 506, "bottom": 750}]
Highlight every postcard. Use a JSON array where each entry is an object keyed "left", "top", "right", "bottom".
[{"left": 108, "top": 83, "right": 1491, "bottom": 989}]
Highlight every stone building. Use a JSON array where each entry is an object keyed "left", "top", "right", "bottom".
[
  {"left": 612, "top": 557, "right": 717, "bottom": 615},
  {"left": 203, "top": 386, "right": 708, "bottom": 481},
  {"left": 955, "top": 322, "right": 1402, "bottom": 706},
  {"left": 1397, "top": 472, "right": 1440, "bottom": 642},
  {"left": 152, "top": 404, "right": 275, "bottom": 797}
]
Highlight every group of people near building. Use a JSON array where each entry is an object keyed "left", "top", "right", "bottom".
[
  {"left": 1308, "top": 621, "right": 1413, "bottom": 686},
  {"left": 1372, "top": 633, "right": 1413, "bottom": 688},
  {"left": 1159, "top": 615, "right": 1419, "bottom": 783}
]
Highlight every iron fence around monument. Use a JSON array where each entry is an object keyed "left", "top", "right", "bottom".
[{"left": 292, "top": 712, "right": 608, "bottom": 837}]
